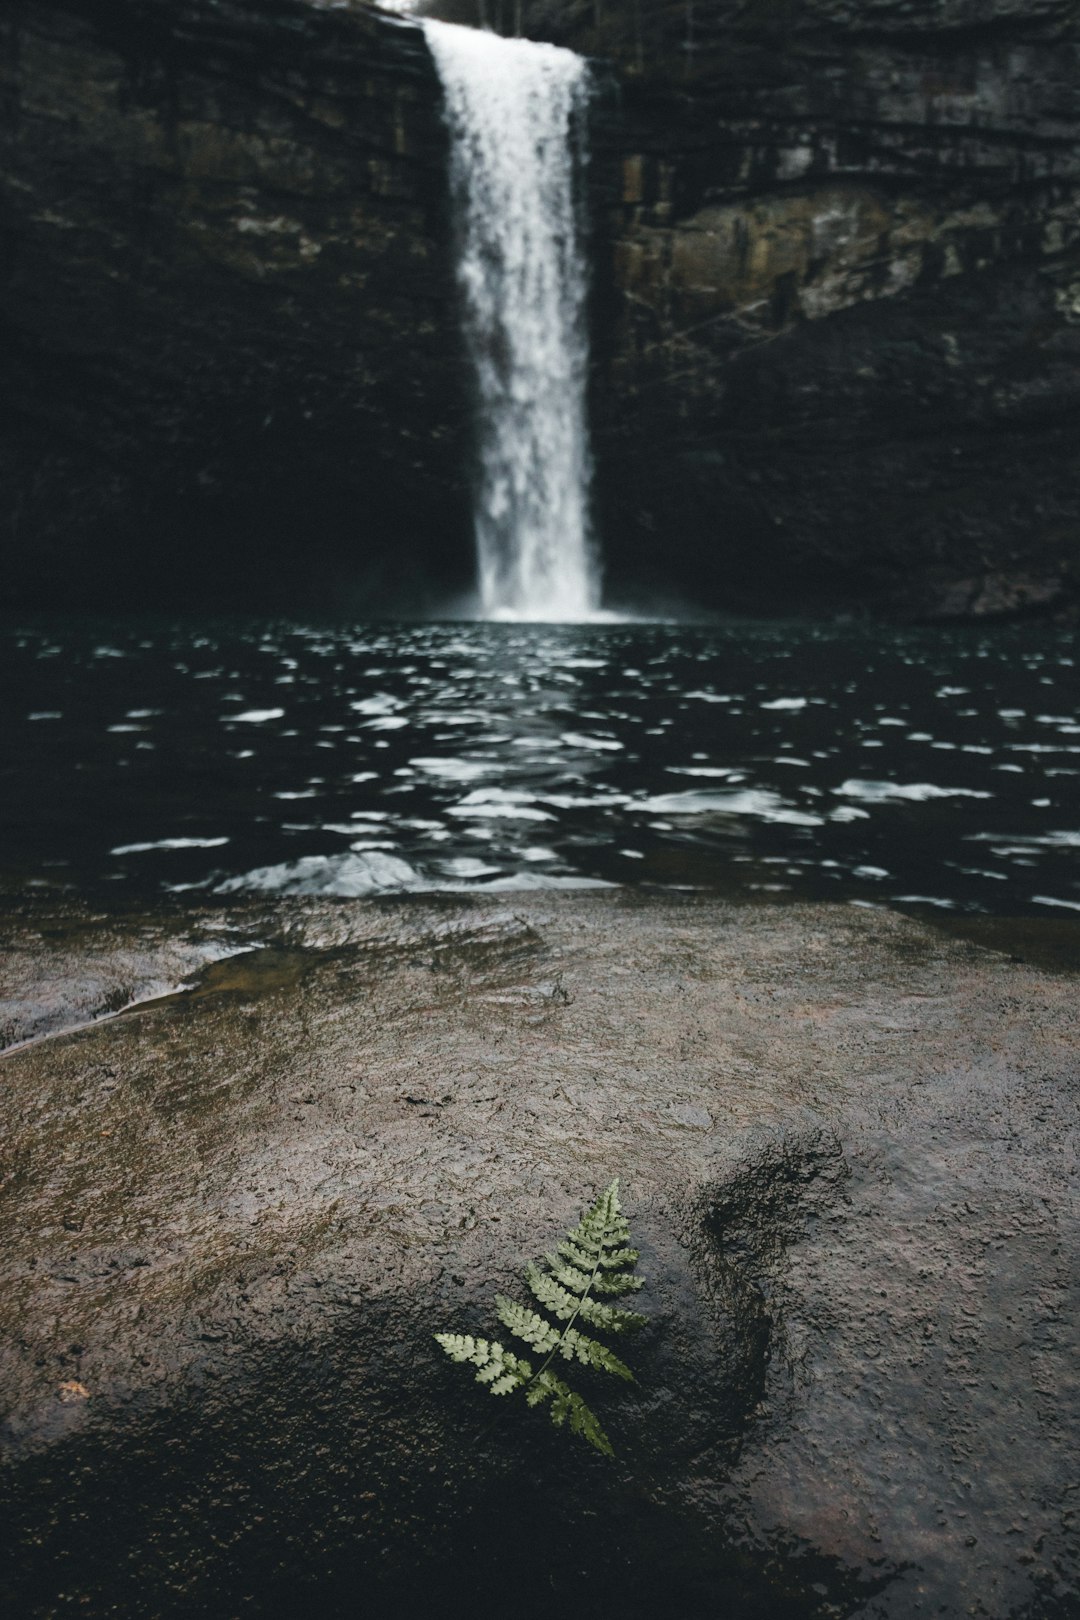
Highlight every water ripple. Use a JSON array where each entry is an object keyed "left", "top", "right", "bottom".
[{"left": 3, "top": 618, "right": 1079, "bottom": 915}]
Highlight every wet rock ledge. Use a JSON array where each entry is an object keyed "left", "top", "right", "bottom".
[{"left": 1, "top": 892, "right": 1078, "bottom": 1618}]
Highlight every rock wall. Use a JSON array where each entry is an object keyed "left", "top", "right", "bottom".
[
  {"left": 0, "top": 0, "right": 471, "bottom": 612},
  {"left": 435, "top": 0, "right": 1080, "bottom": 618},
  {"left": 3, "top": 0, "right": 1079, "bottom": 617}
]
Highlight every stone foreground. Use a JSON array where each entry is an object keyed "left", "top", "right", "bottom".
[{"left": 1, "top": 893, "right": 1078, "bottom": 1617}]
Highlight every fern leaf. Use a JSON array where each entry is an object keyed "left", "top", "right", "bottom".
[
  {"left": 582, "top": 1298, "right": 648, "bottom": 1333},
  {"left": 434, "top": 1334, "right": 533, "bottom": 1394},
  {"left": 565, "top": 1226, "right": 604, "bottom": 1258},
  {"left": 525, "top": 1264, "right": 580, "bottom": 1321},
  {"left": 571, "top": 1180, "right": 627, "bottom": 1251},
  {"left": 592, "top": 1270, "right": 645, "bottom": 1296},
  {"left": 495, "top": 1296, "right": 561, "bottom": 1356},
  {"left": 434, "top": 1178, "right": 648, "bottom": 1455},
  {"left": 557, "top": 1237, "right": 597, "bottom": 1272},
  {"left": 487, "top": 1367, "right": 530, "bottom": 1396},
  {"left": 527, "top": 1264, "right": 646, "bottom": 1333},
  {"left": 544, "top": 1252, "right": 596, "bottom": 1295},
  {"left": 574, "top": 1293, "right": 647, "bottom": 1334},
  {"left": 528, "top": 1369, "right": 613, "bottom": 1457},
  {"left": 434, "top": 1332, "right": 488, "bottom": 1367},
  {"left": 557, "top": 1324, "right": 634, "bottom": 1381},
  {"left": 598, "top": 1246, "right": 640, "bottom": 1269}
]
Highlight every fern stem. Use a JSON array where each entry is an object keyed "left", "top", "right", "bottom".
[
  {"left": 523, "top": 1245, "right": 607, "bottom": 1395},
  {"left": 471, "top": 1250, "right": 605, "bottom": 1447}
]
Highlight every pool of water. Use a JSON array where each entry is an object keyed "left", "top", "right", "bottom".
[{"left": 3, "top": 616, "right": 1078, "bottom": 915}]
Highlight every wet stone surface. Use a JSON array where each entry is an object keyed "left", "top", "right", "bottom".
[{"left": 1, "top": 892, "right": 1078, "bottom": 1617}]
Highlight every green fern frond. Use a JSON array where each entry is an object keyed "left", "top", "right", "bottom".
[
  {"left": 434, "top": 1178, "right": 648, "bottom": 1455},
  {"left": 525, "top": 1263, "right": 581, "bottom": 1320},
  {"left": 591, "top": 1270, "right": 646, "bottom": 1296},
  {"left": 525, "top": 1262, "right": 647, "bottom": 1333},
  {"left": 496, "top": 1295, "right": 635, "bottom": 1380},
  {"left": 494, "top": 1296, "right": 562, "bottom": 1356},
  {"left": 556, "top": 1324, "right": 634, "bottom": 1380},
  {"left": 528, "top": 1369, "right": 614, "bottom": 1457},
  {"left": 557, "top": 1238, "right": 598, "bottom": 1272},
  {"left": 544, "top": 1253, "right": 595, "bottom": 1294},
  {"left": 544, "top": 1252, "right": 644, "bottom": 1297},
  {"left": 433, "top": 1334, "right": 534, "bottom": 1395},
  {"left": 598, "top": 1246, "right": 640, "bottom": 1269}
]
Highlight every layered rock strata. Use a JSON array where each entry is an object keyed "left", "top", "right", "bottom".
[
  {"left": 2, "top": 0, "right": 1078, "bottom": 616},
  {"left": 0, "top": 0, "right": 469, "bottom": 611},
  {"left": 433, "top": 0, "right": 1080, "bottom": 617}
]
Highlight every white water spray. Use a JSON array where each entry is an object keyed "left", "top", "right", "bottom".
[{"left": 424, "top": 21, "right": 599, "bottom": 621}]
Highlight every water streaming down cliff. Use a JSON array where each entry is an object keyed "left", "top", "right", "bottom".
[{"left": 423, "top": 22, "right": 599, "bottom": 622}]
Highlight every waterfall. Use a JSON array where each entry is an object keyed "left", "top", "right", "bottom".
[{"left": 424, "top": 21, "right": 599, "bottom": 622}]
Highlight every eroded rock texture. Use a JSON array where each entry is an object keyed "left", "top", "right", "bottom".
[
  {"left": 1, "top": 894, "right": 1078, "bottom": 1617},
  {"left": 0, "top": 0, "right": 470, "bottom": 611}
]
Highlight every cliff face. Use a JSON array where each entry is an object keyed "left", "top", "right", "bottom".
[
  {"left": 582, "top": 0, "right": 1080, "bottom": 616},
  {"left": 452, "top": 0, "right": 1080, "bottom": 617},
  {"left": 3, "top": 0, "right": 1078, "bottom": 618},
  {"left": 0, "top": 0, "right": 471, "bottom": 612}
]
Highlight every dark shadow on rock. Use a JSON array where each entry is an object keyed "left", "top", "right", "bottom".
[
  {"left": 0, "top": 1157, "right": 889, "bottom": 1620},
  {"left": 5, "top": 893, "right": 1076, "bottom": 1616}
]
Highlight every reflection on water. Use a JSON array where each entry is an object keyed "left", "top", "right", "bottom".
[{"left": 2, "top": 618, "right": 1078, "bottom": 915}]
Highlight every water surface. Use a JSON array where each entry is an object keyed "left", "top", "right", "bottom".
[{"left": 3, "top": 618, "right": 1078, "bottom": 916}]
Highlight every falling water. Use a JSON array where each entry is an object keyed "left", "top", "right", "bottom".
[{"left": 424, "top": 21, "right": 599, "bottom": 621}]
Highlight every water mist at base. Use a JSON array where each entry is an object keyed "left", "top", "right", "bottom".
[{"left": 424, "top": 21, "right": 599, "bottom": 622}]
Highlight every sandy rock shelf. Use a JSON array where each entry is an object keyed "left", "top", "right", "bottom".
[{"left": 0, "top": 893, "right": 1077, "bottom": 1618}]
